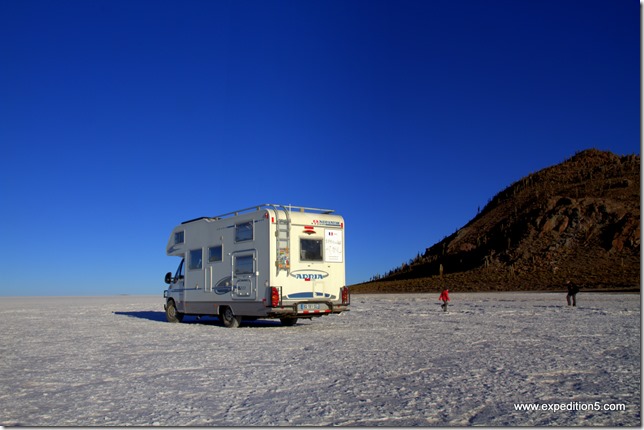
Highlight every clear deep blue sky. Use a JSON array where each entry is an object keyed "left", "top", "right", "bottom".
[{"left": 1, "top": 0, "right": 639, "bottom": 296}]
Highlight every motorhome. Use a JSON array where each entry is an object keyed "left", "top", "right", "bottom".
[{"left": 163, "top": 204, "right": 349, "bottom": 327}]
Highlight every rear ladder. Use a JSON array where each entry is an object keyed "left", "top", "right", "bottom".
[{"left": 272, "top": 205, "right": 291, "bottom": 275}]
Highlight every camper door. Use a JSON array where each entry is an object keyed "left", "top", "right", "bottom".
[{"left": 231, "top": 251, "right": 256, "bottom": 300}]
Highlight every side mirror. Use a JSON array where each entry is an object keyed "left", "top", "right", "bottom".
[{"left": 164, "top": 272, "right": 173, "bottom": 284}]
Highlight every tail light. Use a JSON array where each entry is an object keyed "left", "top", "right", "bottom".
[
  {"left": 341, "top": 286, "right": 349, "bottom": 305},
  {"left": 271, "top": 287, "right": 280, "bottom": 307}
]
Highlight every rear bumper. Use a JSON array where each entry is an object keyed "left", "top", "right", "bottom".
[{"left": 267, "top": 301, "right": 349, "bottom": 318}]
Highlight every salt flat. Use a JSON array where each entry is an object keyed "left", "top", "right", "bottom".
[{"left": 0, "top": 292, "right": 639, "bottom": 426}]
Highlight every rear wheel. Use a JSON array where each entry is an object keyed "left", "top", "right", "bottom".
[
  {"left": 220, "top": 307, "right": 241, "bottom": 328},
  {"left": 280, "top": 317, "right": 298, "bottom": 326},
  {"left": 166, "top": 300, "right": 184, "bottom": 323}
]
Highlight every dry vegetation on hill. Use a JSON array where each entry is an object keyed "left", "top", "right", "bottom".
[{"left": 351, "top": 149, "right": 640, "bottom": 293}]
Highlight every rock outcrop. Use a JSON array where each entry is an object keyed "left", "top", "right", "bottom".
[{"left": 352, "top": 149, "right": 640, "bottom": 293}]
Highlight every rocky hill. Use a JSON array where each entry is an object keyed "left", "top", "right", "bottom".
[{"left": 351, "top": 149, "right": 640, "bottom": 293}]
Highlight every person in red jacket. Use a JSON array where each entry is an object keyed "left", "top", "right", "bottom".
[{"left": 439, "top": 287, "right": 450, "bottom": 312}]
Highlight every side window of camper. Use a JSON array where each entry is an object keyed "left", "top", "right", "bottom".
[
  {"left": 209, "top": 245, "right": 223, "bottom": 263},
  {"left": 189, "top": 249, "right": 202, "bottom": 270},
  {"left": 234, "top": 255, "right": 254, "bottom": 275},
  {"left": 235, "top": 221, "right": 253, "bottom": 242},
  {"left": 300, "top": 238, "right": 323, "bottom": 261},
  {"left": 174, "top": 231, "right": 184, "bottom": 245}
]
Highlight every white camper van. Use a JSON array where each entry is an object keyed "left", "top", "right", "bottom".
[{"left": 163, "top": 204, "right": 349, "bottom": 327}]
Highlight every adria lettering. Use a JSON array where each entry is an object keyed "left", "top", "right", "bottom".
[{"left": 290, "top": 270, "right": 330, "bottom": 281}]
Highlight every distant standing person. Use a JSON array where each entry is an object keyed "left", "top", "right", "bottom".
[
  {"left": 439, "top": 287, "right": 450, "bottom": 312},
  {"left": 566, "top": 280, "right": 579, "bottom": 307}
]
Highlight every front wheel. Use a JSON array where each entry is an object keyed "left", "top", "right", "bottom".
[
  {"left": 220, "top": 307, "right": 241, "bottom": 328},
  {"left": 166, "top": 300, "right": 184, "bottom": 323}
]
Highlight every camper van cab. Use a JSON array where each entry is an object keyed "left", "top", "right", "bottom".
[{"left": 163, "top": 204, "right": 349, "bottom": 327}]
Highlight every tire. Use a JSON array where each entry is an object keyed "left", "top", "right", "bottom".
[
  {"left": 220, "top": 307, "right": 241, "bottom": 328},
  {"left": 280, "top": 317, "right": 298, "bottom": 326},
  {"left": 166, "top": 300, "right": 184, "bottom": 323}
]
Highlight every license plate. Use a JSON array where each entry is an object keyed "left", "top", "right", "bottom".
[{"left": 298, "top": 303, "right": 327, "bottom": 311}]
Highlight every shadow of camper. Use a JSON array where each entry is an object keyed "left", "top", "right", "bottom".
[
  {"left": 113, "top": 311, "right": 167, "bottom": 322},
  {"left": 113, "top": 311, "right": 287, "bottom": 328}
]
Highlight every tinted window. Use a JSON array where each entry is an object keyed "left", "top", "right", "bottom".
[
  {"left": 300, "top": 239, "right": 323, "bottom": 261},
  {"left": 209, "top": 245, "right": 223, "bottom": 262},
  {"left": 235, "top": 221, "right": 253, "bottom": 242},
  {"left": 174, "top": 231, "right": 184, "bottom": 244},
  {"left": 189, "top": 249, "right": 202, "bottom": 270},
  {"left": 235, "top": 255, "right": 254, "bottom": 275}
]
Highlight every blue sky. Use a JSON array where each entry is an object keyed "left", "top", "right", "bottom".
[{"left": 1, "top": 0, "right": 639, "bottom": 296}]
